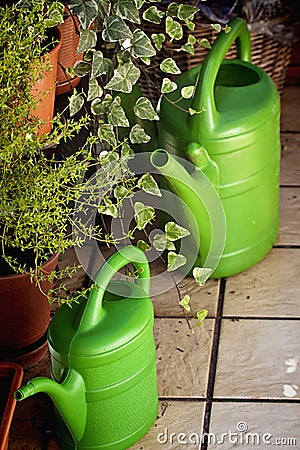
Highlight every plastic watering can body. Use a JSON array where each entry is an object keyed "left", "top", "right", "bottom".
[
  {"left": 157, "top": 17, "right": 280, "bottom": 278},
  {"left": 15, "top": 246, "right": 158, "bottom": 450}
]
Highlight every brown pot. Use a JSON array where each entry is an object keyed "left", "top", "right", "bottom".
[
  {"left": 0, "top": 254, "right": 59, "bottom": 368},
  {"left": 0, "top": 362, "right": 23, "bottom": 450},
  {"left": 30, "top": 29, "right": 62, "bottom": 135},
  {"left": 56, "top": 13, "right": 83, "bottom": 95}
]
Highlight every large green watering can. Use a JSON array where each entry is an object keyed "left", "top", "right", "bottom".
[
  {"left": 156, "top": 17, "right": 281, "bottom": 278},
  {"left": 15, "top": 246, "right": 158, "bottom": 450}
]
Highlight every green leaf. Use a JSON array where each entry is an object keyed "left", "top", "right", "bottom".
[
  {"left": 179, "top": 294, "right": 191, "bottom": 312},
  {"left": 134, "top": 202, "right": 155, "bottom": 230},
  {"left": 106, "top": 62, "right": 140, "bottom": 93},
  {"left": 193, "top": 267, "right": 212, "bottom": 286},
  {"left": 113, "top": 0, "right": 140, "bottom": 24},
  {"left": 133, "top": 97, "right": 159, "bottom": 121},
  {"left": 181, "top": 85, "right": 194, "bottom": 99},
  {"left": 138, "top": 173, "right": 161, "bottom": 196},
  {"left": 98, "top": 124, "right": 117, "bottom": 146},
  {"left": 91, "top": 51, "right": 112, "bottom": 78},
  {"left": 167, "top": 252, "right": 187, "bottom": 271},
  {"left": 196, "top": 309, "right": 208, "bottom": 327},
  {"left": 129, "top": 124, "right": 151, "bottom": 144},
  {"left": 153, "top": 233, "right": 176, "bottom": 252},
  {"left": 130, "top": 29, "right": 156, "bottom": 58},
  {"left": 108, "top": 104, "right": 129, "bottom": 127},
  {"left": 166, "top": 17, "right": 183, "bottom": 41},
  {"left": 87, "top": 78, "right": 103, "bottom": 101},
  {"left": 211, "top": 23, "right": 222, "bottom": 32},
  {"left": 199, "top": 38, "right": 211, "bottom": 49},
  {"left": 137, "top": 240, "right": 151, "bottom": 252},
  {"left": 78, "top": 29, "right": 97, "bottom": 53},
  {"left": 143, "top": 6, "right": 164, "bottom": 24},
  {"left": 151, "top": 33, "right": 165, "bottom": 51},
  {"left": 177, "top": 4, "right": 198, "bottom": 21},
  {"left": 165, "top": 221, "right": 190, "bottom": 241},
  {"left": 160, "top": 58, "right": 181, "bottom": 75},
  {"left": 188, "top": 107, "right": 198, "bottom": 116},
  {"left": 102, "top": 15, "right": 133, "bottom": 42},
  {"left": 69, "top": 92, "right": 84, "bottom": 116},
  {"left": 73, "top": 60, "right": 91, "bottom": 77},
  {"left": 161, "top": 78, "right": 177, "bottom": 93},
  {"left": 69, "top": 0, "right": 98, "bottom": 29},
  {"left": 224, "top": 25, "right": 231, "bottom": 33}
]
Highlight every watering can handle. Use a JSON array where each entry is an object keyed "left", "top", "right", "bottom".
[
  {"left": 78, "top": 246, "right": 150, "bottom": 333},
  {"left": 190, "top": 17, "right": 251, "bottom": 133}
]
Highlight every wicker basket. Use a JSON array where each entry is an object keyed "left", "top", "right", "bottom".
[{"left": 139, "top": 18, "right": 292, "bottom": 106}]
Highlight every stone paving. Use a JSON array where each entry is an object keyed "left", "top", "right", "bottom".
[{"left": 8, "top": 85, "right": 300, "bottom": 449}]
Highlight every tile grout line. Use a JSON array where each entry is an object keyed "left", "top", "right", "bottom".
[{"left": 201, "top": 278, "right": 226, "bottom": 450}]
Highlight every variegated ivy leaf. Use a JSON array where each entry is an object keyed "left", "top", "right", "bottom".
[
  {"left": 45, "top": 3, "right": 64, "bottom": 27},
  {"left": 91, "top": 51, "right": 112, "bottom": 78},
  {"left": 224, "top": 25, "right": 231, "bottom": 33},
  {"left": 138, "top": 173, "right": 161, "bottom": 197},
  {"left": 181, "top": 43, "right": 194, "bottom": 54},
  {"left": 160, "top": 58, "right": 181, "bottom": 75},
  {"left": 186, "top": 19, "right": 195, "bottom": 31},
  {"left": 129, "top": 124, "right": 151, "bottom": 144},
  {"left": 78, "top": 29, "right": 97, "bottom": 53},
  {"left": 134, "top": 202, "right": 155, "bottom": 230},
  {"left": 114, "top": 184, "right": 133, "bottom": 200},
  {"left": 98, "top": 124, "right": 117, "bottom": 147},
  {"left": 106, "top": 63, "right": 140, "bottom": 93},
  {"left": 161, "top": 78, "right": 177, "bottom": 94},
  {"left": 99, "top": 197, "right": 118, "bottom": 218},
  {"left": 167, "top": 2, "right": 178, "bottom": 17},
  {"left": 167, "top": 252, "right": 187, "bottom": 271},
  {"left": 121, "top": 142, "right": 135, "bottom": 159},
  {"left": 181, "top": 85, "right": 194, "bottom": 99},
  {"left": 177, "top": 4, "right": 198, "bottom": 21},
  {"left": 97, "top": 0, "right": 110, "bottom": 21},
  {"left": 108, "top": 104, "right": 129, "bottom": 127},
  {"left": 199, "top": 38, "right": 211, "bottom": 50},
  {"left": 142, "top": 5, "right": 164, "bottom": 24},
  {"left": 193, "top": 267, "right": 212, "bottom": 286},
  {"left": 102, "top": 15, "right": 133, "bottom": 42},
  {"left": 69, "top": 0, "right": 98, "bottom": 29},
  {"left": 134, "top": 97, "right": 159, "bottom": 121},
  {"left": 166, "top": 17, "right": 183, "bottom": 41},
  {"left": 140, "top": 57, "right": 151, "bottom": 65},
  {"left": 69, "top": 92, "right": 84, "bottom": 117},
  {"left": 179, "top": 294, "right": 191, "bottom": 312},
  {"left": 211, "top": 23, "right": 222, "bottom": 32},
  {"left": 151, "top": 33, "right": 165, "bottom": 51},
  {"left": 87, "top": 78, "right": 103, "bottom": 101},
  {"left": 73, "top": 60, "right": 91, "bottom": 77},
  {"left": 137, "top": 240, "right": 151, "bottom": 252},
  {"left": 130, "top": 29, "right": 156, "bottom": 58},
  {"left": 165, "top": 221, "right": 190, "bottom": 241},
  {"left": 196, "top": 309, "right": 208, "bottom": 327},
  {"left": 135, "top": 0, "right": 145, "bottom": 8},
  {"left": 153, "top": 233, "right": 175, "bottom": 252},
  {"left": 112, "top": 0, "right": 140, "bottom": 24}
]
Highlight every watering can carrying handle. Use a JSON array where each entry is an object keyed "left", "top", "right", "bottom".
[
  {"left": 78, "top": 246, "right": 150, "bottom": 333},
  {"left": 190, "top": 17, "right": 251, "bottom": 132}
]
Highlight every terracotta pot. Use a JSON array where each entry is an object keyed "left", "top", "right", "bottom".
[
  {"left": 0, "top": 254, "right": 59, "bottom": 368},
  {"left": 56, "top": 13, "right": 83, "bottom": 95},
  {"left": 30, "top": 29, "right": 62, "bottom": 135},
  {"left": 0, "top": 362, "right": 23, "bottom": 450}
]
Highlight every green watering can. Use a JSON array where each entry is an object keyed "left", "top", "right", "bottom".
[
  {"left": 15, "top": 246, "right": 158, "bottom": 450},
  {"left": 156, "top": 17, "right": 281, "bottom": 278}
]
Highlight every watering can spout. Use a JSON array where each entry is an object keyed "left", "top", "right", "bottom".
[{"left": 15, "top": 369, "right": 87, "bottom": 443}]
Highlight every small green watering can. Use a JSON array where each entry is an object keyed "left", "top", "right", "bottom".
[
  {"left": 156, "top": 17, "right": 281, "bottom": 278},
  {"left": 15, "top": 246, "right": 158, "bottom": 450}
]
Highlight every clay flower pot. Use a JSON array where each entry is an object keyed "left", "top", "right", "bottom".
[{"left": 0, "top": 362, "right": 23, "bottom": 450}]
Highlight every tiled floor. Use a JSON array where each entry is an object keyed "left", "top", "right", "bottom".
[{"left": 8, "top": 85, "right": 300, "bottom": 449}]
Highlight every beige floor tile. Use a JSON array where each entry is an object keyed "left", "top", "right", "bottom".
[
  {"left": 155, "top": 318, "right": 214, "bottom": 397},
  {"left": 223, "top": 248, "right": 300, "bottom": 318},
  {"left": 151, "top": 266, "right": 220, "bottom": 318},
  {"left": 280, "top": 133, "right": 300, "bottom": 186},
  {"left": 208, "top": 402, "right": 300, "bottom": 449},
  {"left": 214, "top": 319, "right": 300, "bottom": 399},
  {"left": 277, "top": 187, "right": 300, "bottom": 245},
  {"left": 131, "top": 400, "right": 206, "bottom": 449},
  {"left": 281, "top": 86, "right": 300, "bottom": 132}
]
